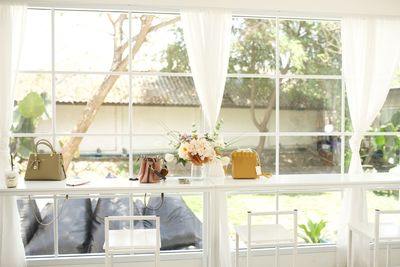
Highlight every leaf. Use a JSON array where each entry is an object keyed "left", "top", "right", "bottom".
[{"left": 18, "top": 92, "right": 45, "bottom": 119}]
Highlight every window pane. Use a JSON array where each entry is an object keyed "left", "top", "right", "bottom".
[
  {"left": 55, "top": 74, "right": 129, "bottom": 134},
  {"left": 279, "top": 19, "right": 341, "bottom": 75},
  {"left": 280, "top": 192, "right": 342, "bottom": 243},
  {"left": 57, "top": 136, "right": 129, "bottom": 178},
  {"left": 221, "top": 78, "right": 276, "bottom": 132},
  {"left": 367, "top": 190, "right": 400, "bottom": 223},
  {"left": 132, "top": 15, "right": 189, "bottom": 72},
  {"left": 131, "top": 76, "right": 200, "bottom": 133},
  {"left": 224, "top": 136, "right": 276, "bottom": 175},
  {"left": 20, "top": 9, "right": 51, "bottom": 71},
  {"left": 13, "top": 74, "right": 52, "bottom": 134},
  {"left": 351, "top": 135, "right": 400, "bottom": 173},
  {"left": 55, "top": 10, "right": 128, "bottom": 71},
  {"left": 229, "top": 17, "right": 276, "bottom": 74},
  {"left": 279, "top": 136, "right": 341, "bottom": 174},
  {"left": 371, "top": 88, "right": 400, "bottom": 132},
  {"left": 280, "top": 79, "right": 341, "bottom": 132}
]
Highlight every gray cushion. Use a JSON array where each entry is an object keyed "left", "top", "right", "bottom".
[
  {"left": 143, "top": 196, "right": 202, "bottom": 250},
  {"left": 25, "top": 198, "right": 92, "bottom": 255},
  {"left": 17, "top": 199, "right": 41, "bottom": 246}
]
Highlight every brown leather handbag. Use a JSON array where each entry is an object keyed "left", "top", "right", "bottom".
[
  {"left": 138, "top": 157, "right": 168, "bottom": 183},
  {"left": 25, "top": 139, "right": 66, "bottom": 181}
]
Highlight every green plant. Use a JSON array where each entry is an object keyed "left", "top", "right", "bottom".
[
  {"left": 10, "top": 92, "right": 50, "bottom": 160},
  {"left": 298, "top": 219, "right": 327, "bottom": 243}
]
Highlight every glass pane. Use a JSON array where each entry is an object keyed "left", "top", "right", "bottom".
[
  {"left": 132, "top": 15, "right": 189, "bottom": 72},
  {"left": 13, "top": 74, "right": 52, "bottom": 134},
  {"left": 280, "top": 192, "right": 342, "bottom": 243},
  {"left": 280, "top": 79, "right": 341, "bottom": 132},
  {"left": 9, "top": 136, "right": 53, "bottom": 178},
  {"left": 223, "top": 136, "right": 276, "bottom": 175},
  {"left": 221, "top": 78, "right": 276, "bottom": 132},
  {"left": 55, "top": 74, "right": 129, "bottom": 133},
  {"left": 353, "top": 135, "right": 400, "bottom": 173},
  {"left": 20, "top": 9, "right": 51, "bottom": 71},
  {"left": 131, "top": 76, "right": 200, "bottom": 133},
  {"left": 371, "top": 88, "right": 400, "bottom": 132},
  {"left": 18, "top": 197, "right": 55, "bottom": 256},
  {"left": 279, "top": 136, "right": 341, "bottom": 174},
  {"left": 367, "top": 190, "right": 400, "bottom": 223},
  {"left": 55, "top": 10, "right": 128, "bottom": 71},
  {"left": 57, "top": 136, "right": 129, "bottom": 178},
  {"left": 229, "top": 17, "right": 276, "bottom": 74},
  {"left": 279, "top": 19, "right": 341, "bottom": 75}
]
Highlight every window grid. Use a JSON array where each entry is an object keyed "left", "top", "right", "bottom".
[{"left": 14, "top": 7, "right": 400, "bottom": 260}]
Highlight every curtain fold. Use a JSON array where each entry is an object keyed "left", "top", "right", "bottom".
[
  {"left": 181, "top": 8, "right": 232, "bottom": 267},
  {"left": 0, "top": 3, "right": 27, "bottom": 267},
  {"left": 181, "top": 8, "right": 232, "bottom": 131},
  {"left": 337, "top": 16, "right": 400, "bottom": 267}
]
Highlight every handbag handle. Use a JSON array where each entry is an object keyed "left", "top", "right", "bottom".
[{"left": 34, "top": 139, "right": 56, "bottom": 154}]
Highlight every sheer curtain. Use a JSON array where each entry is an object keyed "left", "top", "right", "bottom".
[
  {"left": 338, "top": 17, "right": 400, "bottom": 267},
  {"left": 0, "top": 3, "right": 27, "bottom": 267},
  {"left": 181, "top": 8, "right": 232, "bottom": 267}
]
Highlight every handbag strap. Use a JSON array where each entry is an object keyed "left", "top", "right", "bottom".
[
  {"left": 28, "top": 195, "right": 69, "bottom": 226},
  {"left": 34, "top": 139, "right": 56, "bottom": 154},
  {"left": 144, "top": 193, "right": 165, "bottom": 211}
]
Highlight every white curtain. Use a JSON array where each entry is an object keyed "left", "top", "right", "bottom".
[
  {"left": 181, "top": 8, "right": 232, "bottom": 267},
  {"left": 337, "top": 17, "right": 400, "bottom": 267},
  {"left": 181, "top": 8, "right": 232, "bottom": 130},
  {"left": 0, "top": 3, "right": 27, "bottom": 267}
]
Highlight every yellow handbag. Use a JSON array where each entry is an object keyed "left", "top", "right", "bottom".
[{"left": 231, "top": 149, "right": 271, "bottom": 179}]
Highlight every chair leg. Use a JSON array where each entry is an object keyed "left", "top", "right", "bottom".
[
  {"left": 236, "top": 233, "right": 239, "bottom": 267},
  {"left": 155, "top": 248, "right": 160, "bottom": 267},
  {"left": 386, "top": 244, "right": 391, "bottom": 267},
  {"left": 347, "top": 229, "right": 353, "bottom": 267},
  {"left": 275, "top": 244, "right": 279, "bottom": 267},
  {"left": 374, "top": 240, "right": 379, "bottom": 267}
]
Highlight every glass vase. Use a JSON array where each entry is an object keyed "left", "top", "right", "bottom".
[{"left": 190, "top": 163, "right": 210, "bottom": 179}]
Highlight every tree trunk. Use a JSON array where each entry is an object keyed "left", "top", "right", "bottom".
[{"left": 62, "top": 16, "right": 155, "bottom": 169}]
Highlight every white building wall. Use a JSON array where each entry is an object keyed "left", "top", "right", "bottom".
[{"left": 36, "top": 105, "right": 322, "bottom": 152}]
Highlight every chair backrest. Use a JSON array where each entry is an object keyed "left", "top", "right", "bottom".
[
  {"left": 374, "top": 209, "right": 400, "bottom": 240},
  {"left": 247, "top": 209, "right": 298, "bottom": 244}
]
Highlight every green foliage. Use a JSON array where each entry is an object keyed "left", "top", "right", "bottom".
[
  {"left": 18, "top": 92, "right": 46, "bottom": 119},
  {"left": 10, "top": 92, "right": 50, "bottom": 160},
  {"left": 298, "top": 219, "right": 327, "bottom": 243}
]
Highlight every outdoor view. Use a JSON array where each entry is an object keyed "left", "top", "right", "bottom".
[{"left": 13, "top": 8, "right": 400, "bottom": 257}]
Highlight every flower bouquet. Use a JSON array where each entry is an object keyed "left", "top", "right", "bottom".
[{"left": 165, "top": 120, "right": 230, "bottom": 177}]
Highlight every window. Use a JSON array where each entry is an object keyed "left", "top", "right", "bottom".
[{"left": 14, "top": 7, "right": 400, "bottom": 257}]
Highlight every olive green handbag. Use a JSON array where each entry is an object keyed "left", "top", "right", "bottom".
[{"left": 25, "top": 139, "right": 67, "bottom": 181}]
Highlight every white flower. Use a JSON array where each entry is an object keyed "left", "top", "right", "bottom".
[
  {"left": 164, "top": 153, "right": 175, "bottom": 163},
  {"left": 178, "top": 142, "right": 190, "bottom": 160},
  {"left": 220, "top": 156, "right": 230, "bottom": 166}
]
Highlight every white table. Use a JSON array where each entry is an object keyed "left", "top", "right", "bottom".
[
  {"left": 2, "top": 173, "right": 400, "bottom": 267},
  {"left": 0, "top": 177, "right": 215, "bottom": 267},
  {"left": 209, "top": 173, "right": 400, "bottom": 267}
]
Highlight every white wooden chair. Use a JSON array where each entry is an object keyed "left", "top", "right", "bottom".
[
  {"left": 235, "top": 210, "right": 298, "bottom": 267},
  {"left": 348, "top": 209, "right": 400, "bottom": 267},
  {"left": 104, "top": 215, "right": 160, "bottom": 267}
]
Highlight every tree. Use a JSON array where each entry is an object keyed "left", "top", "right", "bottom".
[
  {"left": 163, "top": 18, "right": 341, "bottom": 156},
  {"left": 61, "top": 14, "right": 180, "bottom": 169}
]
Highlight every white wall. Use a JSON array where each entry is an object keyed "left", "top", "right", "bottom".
[
  {"left": 27, "top": 0, "right": 400, "bottom": 17},
  {"left": 36, "top": 105, "right": 322, "bottom": 152}
]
